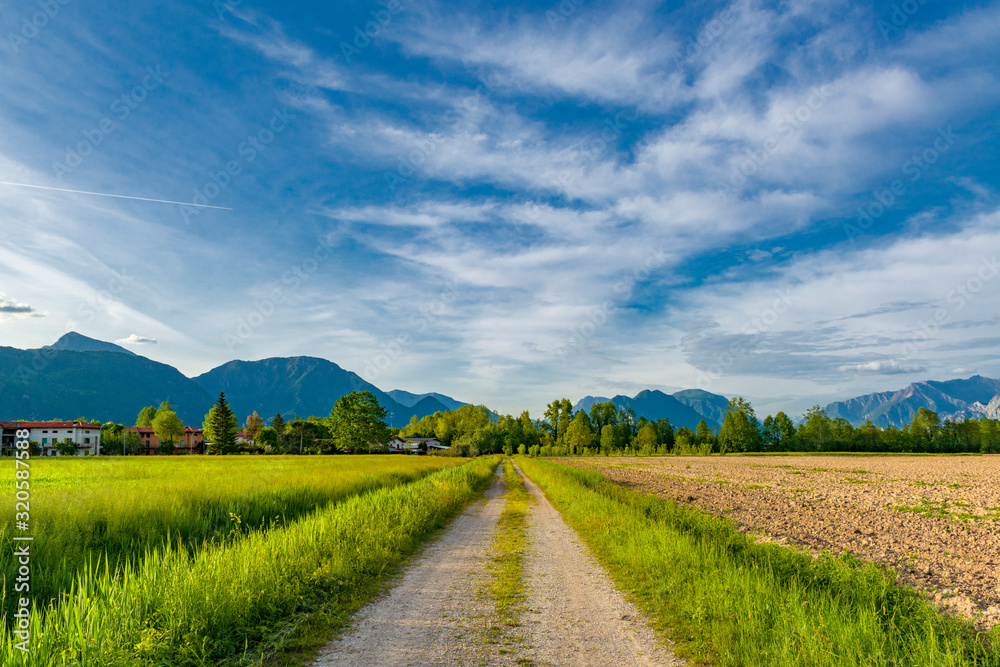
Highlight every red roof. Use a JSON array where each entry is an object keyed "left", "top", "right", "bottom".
[
  {"left": 126, "top": 426, "right": 203, "bottom": 435},
  {"left": 15, "top": 421, "right": 99, "bottom": 429},
  {"left": 0, "top": 421, "right": 17, "bottom": 428}
]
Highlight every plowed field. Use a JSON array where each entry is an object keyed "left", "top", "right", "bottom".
[{"left": 567, "top": 455, "right": 1000, "bottom": 629}]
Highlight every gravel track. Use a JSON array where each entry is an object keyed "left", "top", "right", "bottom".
[
  {"left": 515, "top": 463, "right": 685, "bottom": 667},
  {"left": 312, "top": 468, "right": 512, "bottom": 666},
  {"left": 312, "top": 462, "right": 684, "bottom": 666}
]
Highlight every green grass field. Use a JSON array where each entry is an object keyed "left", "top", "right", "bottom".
[
  {"left": 517, "top": 456, "right": 999, "bottom": 667},
  {"left": 0, "top": 455, "right": 492, "bottom": 666}
]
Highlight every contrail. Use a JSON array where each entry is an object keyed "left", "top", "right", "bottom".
[{"left": 0, "top": 181, "right": 232, "bottom": 210}]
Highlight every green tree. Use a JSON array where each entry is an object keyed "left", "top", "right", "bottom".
[
  {"left": 244, "top": 411, "right": 264, "bottom": 446},
  {"left": 772, "top": 412, "right": 797, "bottom": 450},
  {"left": 544, "top": 398, "right": 574, "bottom": 444},
  {"left": 589, "top": 401, "right": 620, "bottom": 431},
  {"left": 203, "top": 392, "right": 239, "bottom": 455},
  {"left": 271, "top": 413, "right": 286, "bottom": 451},
  {"left": 655, "top": 418, "right": 675, "bottom": 449},
  {"left": 55, "top": 437, "right": 78, "bottom": 456},
  {"left": 635, "top": 423, "right": 658, "bottom": 452},
  {"left": 600, "top": 425, "right": 615, "bottom": 455},
  {"left": 695, "top": 420, "right": 713, "bottom": 446},
  {"left": 674, "top": 426, "right": 695, "bottom": 451},
  {"left": 907, "top": 408, "right": 940, "bottom": 451},
  {"left": 718, "top": 397, "right": 761, "bottom": 454},
  {"left": 799, "top": 406, "right": 833, "bottom": 451},
  {"left": 136, "top": 405, "right": 157, "bottom": 427},
  {"left": 328, "top": 390, "right": 391, "bottom": 454},
  {"left": 257, "top": 426, "right": 278, "bottom": 451},
  {"left": 564, "top": 412, "right": 592, "bottom": 455},
  {"left": 153, "top": 407, "right": 185, "bottom": 454}
]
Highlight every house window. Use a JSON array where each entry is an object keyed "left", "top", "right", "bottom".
[
  {"left": 41, "top": 438, "right": 47, "bottom": 444},
  {"left": 84, "top": 438, "right": 91, "bottom": 444}
]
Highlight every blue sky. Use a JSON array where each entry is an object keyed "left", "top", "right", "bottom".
[{"left": 1, "top": 0, "right": 999, "bottom": 418}]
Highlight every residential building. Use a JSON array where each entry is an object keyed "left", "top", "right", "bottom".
[
  {"left": 2, "top": 421, "right": 103, "bottom": 456},
  {"left": 392, "top": 436, "right": 449, "bottom": 453},
  {"left": 0, "top": 422, "right": 18, "bottom": 456},
  {"left": 126, "top": 426, "right": 205, "bottom": 455}
]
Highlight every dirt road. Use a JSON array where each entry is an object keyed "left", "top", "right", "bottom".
[
  {"left": 516, "top": 463, "right": 684, "bottom": 666},
  {"left": 313, "top": 462, "right": 683, "bottom": 666},
  {"left": 312, "top": 467, "right": 510, "bottom": 666}
]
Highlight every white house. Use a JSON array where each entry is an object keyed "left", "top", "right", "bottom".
[
  {"left": 20, "top": 421, "right": 101, "bottom": 456},
  {"left": 392, "top": 436, "right": 449, "bottom": 453}
]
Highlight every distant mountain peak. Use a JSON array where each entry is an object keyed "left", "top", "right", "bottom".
[
  {"left": 44, "top": 332, "right": 135, "bottom": 356},
  {"left": 388, "top": 389, "right": 467, "bottom": 411},
  {"left": 825, "top": 375, "right": 1000, "bottom": 427},
  {"left": 573, "top": 388, "right": 727, "bottom": 430}
]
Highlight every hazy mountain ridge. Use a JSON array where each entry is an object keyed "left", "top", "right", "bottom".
[
  {"left": 824, "top": 376, "right": 1000, "bottom": 427},
  {"left": 387, "top": 389, "right": 467, "bottom": 411},
  {"left": 573, "top": 389, "right": 726, "bottom": 431}
]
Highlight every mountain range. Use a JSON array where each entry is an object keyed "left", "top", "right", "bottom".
[
  {"left": 574, "top": 389, "right": 730, "bottom": 431},
  {"left": 0, "top": 333, "right": 466, "bottom": 427},
  {"left": 823, "top": 375, "right": 1000, "bottom": 427},
  {"left": 4, "top": 332, "right": 998, "bottom": 431}
]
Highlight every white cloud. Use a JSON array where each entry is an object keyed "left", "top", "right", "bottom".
[
  {"left": 837, "top": 360, "right": 926, "bottom": 374},
  {"left": 0, "top": 294, "right": 44, "bottom": 317},
  {"left": 115, "top": 334, "right": 158, "bottom": 345}
]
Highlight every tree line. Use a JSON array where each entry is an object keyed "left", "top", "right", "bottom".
[
  {"left": 66, "top": 391, "right": 1000, "bottom": 456},
  {"left": 402, "top": 397, "right": 1000, "bottom": 456}
]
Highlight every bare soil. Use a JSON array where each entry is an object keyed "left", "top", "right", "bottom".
[{"left": 565, "top": 455, "right": 1000, "bottom": 630}]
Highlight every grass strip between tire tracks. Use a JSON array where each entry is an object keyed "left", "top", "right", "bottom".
[
  {"left": 488, "top": 458, "right": 534, "bottom": 627},
  {"left": 1, "top": 456, "right": 501, "bottom": 667},
  {"left": 516, "top": 456, "right": 999, "bottom": 667}
]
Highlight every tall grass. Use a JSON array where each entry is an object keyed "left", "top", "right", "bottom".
[
  {"left": 0, "top": 456, "right": 463, "bottom": 619},
  {"left": 0, "top": 456, "right": 500, "bottom": 666},
  {"left": 517, "top": 457, "right": 999, "bottom": 666}
]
